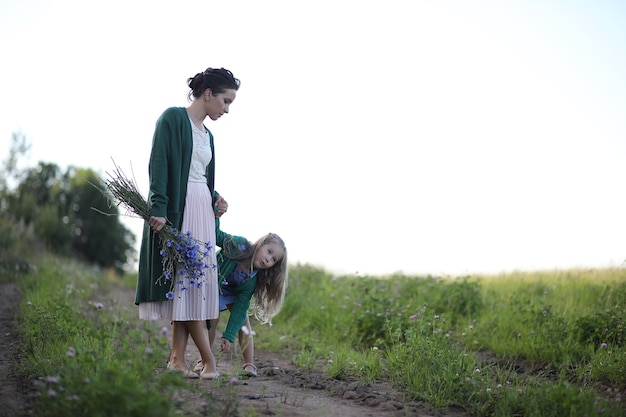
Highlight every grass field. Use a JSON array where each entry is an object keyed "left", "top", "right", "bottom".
[{"left": 3, "top": 251, "right": 625, "bottom": 416}]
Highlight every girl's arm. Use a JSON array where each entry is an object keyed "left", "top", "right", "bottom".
[
  {"left": 221, "top": 278, "right": 256, "bottom": 343},
  {"left": 214, "top": 218, "right": 229, "bottom": 247}
]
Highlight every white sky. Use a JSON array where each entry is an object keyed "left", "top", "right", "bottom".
[{"left": 1, "top": 0, "right": 625, "bottom": 277}]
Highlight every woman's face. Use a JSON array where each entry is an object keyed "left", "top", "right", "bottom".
[
  {"left": 253, "top": 241, "right": 285, "bottom": 270},
  {"left": 205, "top": 88, "right": 237, "bottom": 121}
]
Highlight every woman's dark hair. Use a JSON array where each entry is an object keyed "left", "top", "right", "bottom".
[{"left": 187, "top": 67, "right": 240, "bottom": 101}]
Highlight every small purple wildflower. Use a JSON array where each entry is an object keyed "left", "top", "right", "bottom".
[
  {"left": 67, "top": 347, "right": 76, "bottom": 358},
  {"left": 165, "top": 292, "right": 175, "bottom": 300},
  {"left": 601, "top": 343, "right": 608, "bottom": 349},
  {"left": 161, "top": 326, "right": 169, "bottom": 335}
]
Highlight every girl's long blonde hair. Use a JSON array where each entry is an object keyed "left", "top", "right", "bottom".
[{"left": 223, "top": 233, "right": 288, "bottom": 325}]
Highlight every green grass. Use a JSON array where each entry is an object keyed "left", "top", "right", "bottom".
[
  {"left": 3, "top": 246, "right": 626, "bottom": 416},
  {"left": 262, "top": 264, "right": 626, "bottom": 416},
  {"left": 14, "top": 255, "right": 191, "bottom": 417}
]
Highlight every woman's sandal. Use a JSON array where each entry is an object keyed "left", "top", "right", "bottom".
[
  {"left": 167, "top": 362, "right": 199, "bottom": 379},
  {"left": 240, "top": 363, "right": 257, "bottom": 377}
]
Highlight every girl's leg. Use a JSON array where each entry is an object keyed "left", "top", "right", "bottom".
[
  {"left": 170, "top": 321, "right": 190, "bottom": 369},
  {"left": 208, "top": 318, "right": 220, "bottom": 346},
  {"left": 187, "top": 320, "right": 218, "bottom": 376},
  {"left": 239, "top": 316, "right": 255, "bottom": 370}
]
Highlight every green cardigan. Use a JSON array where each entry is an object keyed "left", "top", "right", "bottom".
[
  {"left": 215, "top": 218, "right": 257, "bottom": 343},
  {"left": 135, "top": 107, "right": 218, "bottom": 305}
]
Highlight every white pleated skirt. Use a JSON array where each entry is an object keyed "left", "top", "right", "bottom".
[{"left": 138, "top": 182, "right": 219, "bottom": 321}]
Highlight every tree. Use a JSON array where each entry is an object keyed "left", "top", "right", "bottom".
[
  {"left": 64, "top": 167, "right": 137, "bottom": 273},
  {"left": 0, "top": 131, "right": 31, "bottom": 214},
  {"left": 0, "top": 132, "right": 137, "bottom": 273}
]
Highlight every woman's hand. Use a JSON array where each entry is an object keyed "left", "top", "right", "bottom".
[
  {"left": 214, "top": 196, "right": 228, "bottom": 218},
  {"left": 148, "top": 216, "right": 167, "bottom": 232}
]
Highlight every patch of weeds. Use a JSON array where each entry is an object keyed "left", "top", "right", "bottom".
[
  {"left": 582, "top": 345, "right": 626, "bottom": 388},
  {"left": 293, "top": 346, "right": 317, "bottom": 371},
  {"left": 325, "top": 346, "right": 356, "bottom": 380},
  {"left": 574, "top": 308, "right": 625, "bottom": 347}
]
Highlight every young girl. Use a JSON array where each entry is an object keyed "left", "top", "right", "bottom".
[{"left": 205, "top": 218, "right": 288, "bottom": 377}]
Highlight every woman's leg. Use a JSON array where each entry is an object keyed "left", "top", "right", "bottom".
[
  {"left": 170, "top": 321, "right": 190, "bottom": 369},
  {"left": 187, "top": 320, "right": 218, "bottom": 375}
]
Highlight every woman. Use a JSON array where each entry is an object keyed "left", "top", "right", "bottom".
[{"left": 135, "top": 67, "right": 240, "bottom": 379}]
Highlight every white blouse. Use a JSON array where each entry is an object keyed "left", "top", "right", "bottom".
[{"left": 188, "top": 119, "right": 212, "bottom": 183}]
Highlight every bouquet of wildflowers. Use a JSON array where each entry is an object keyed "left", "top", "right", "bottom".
[{"left": 95, "top": 161, "right": 215, "bottom": 298}]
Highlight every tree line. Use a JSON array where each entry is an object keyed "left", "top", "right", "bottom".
[{"left": 0, "top": 132, "right": 136, "bottom": 274}]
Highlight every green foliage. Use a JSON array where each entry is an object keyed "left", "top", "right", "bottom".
[
  {"left": 0, "top": 219, "right": 40, "bottom": 283},
  {"left": 34, "top": 204, "right": 73, "bottom": 255},
  {"left": 17, "top": 257, "right": 190, "bottom": 417},
  {"left": 0, "top": 216, "right": 16, "bottom": 253},
  {"left": 584, "top": 346, "right": 626, "bottom": 388},
  {"left": 324, "top": 345, "right": 355, "bottom": 380},
  {"left": 7, "top": 219, "right": 626, "bottom": 417},
  {"left": 429, "top": 276, "right": 484, "bottom": 319},
  {"left": 0, "top": 135, "right": 137, "bottom": 273},
  {"left": 293, "top": 346, "right": 317, "bottom": 371},
  {"left": 575, "top": 309, "right": 625, "bottom": 347},
  {"left": 66, "top": 168, "right": 136, "bottom": 272},
  {"left": 386, "top": 309, "right": 480, "bottom": 409},
  {"left": 264, "top": 265, "right": 626, "bottom": 416}
]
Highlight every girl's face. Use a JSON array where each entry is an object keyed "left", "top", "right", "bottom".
[
  {"left": 205, "top": 88, "right": 237, "bottom": 121},
  {"left": 253, "top": 241, "right": 284, "bottom": 270}
]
